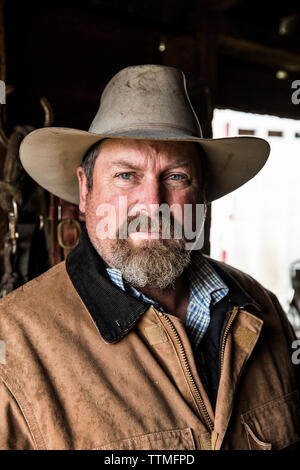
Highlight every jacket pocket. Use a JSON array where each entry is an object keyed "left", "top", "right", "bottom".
[
  {"left": 92, "top": 427, "right": 196, "bottom": 450},
  {"left": 241, "top": 390, "right": 300, "bottom": 450}
]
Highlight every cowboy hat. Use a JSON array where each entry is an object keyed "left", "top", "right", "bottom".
[{"left": 19, "top": 64, "right": 270, "bottom": 203}]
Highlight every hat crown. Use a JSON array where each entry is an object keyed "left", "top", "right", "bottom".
[{"left": 89, "top": 65, "right": 202, "bottom": 138}]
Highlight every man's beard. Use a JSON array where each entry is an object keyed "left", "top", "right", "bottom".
[
  {"left": 90, "top": 213, "right": 191, "bottom": 290},
  {"left": 110, "top": 236, "right": 190, "bottom": 290}
]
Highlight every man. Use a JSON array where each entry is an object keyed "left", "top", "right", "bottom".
[{"left": 0, "top": 65, "right": 299, "bottom": 450}]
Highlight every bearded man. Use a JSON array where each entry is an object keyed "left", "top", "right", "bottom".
[{"left": 0, "top": 65, "right": 299, "bottom": 450}]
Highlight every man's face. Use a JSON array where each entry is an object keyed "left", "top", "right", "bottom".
[{"left": 77, "top": 138, "right": 204, "bottom": 289}]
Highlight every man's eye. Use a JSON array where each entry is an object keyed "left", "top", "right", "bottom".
[
  {"left": 117, "top": 172, "right": 133, "bottom": 180},
  {"left": 169, "top": 174, "right": 187, "bottom": 181}
]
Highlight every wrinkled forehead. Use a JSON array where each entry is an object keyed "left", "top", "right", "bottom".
[{"left": 97, "top": 138, "right": 204, "bottom": 171}]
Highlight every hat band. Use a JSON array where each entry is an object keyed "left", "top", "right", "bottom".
[{"left": 94, "top": 122, "right": 199, "bottom": 136}]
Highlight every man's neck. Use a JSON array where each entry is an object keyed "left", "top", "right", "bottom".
[{"left": 135, "top": 270, "right": 190, "bottom": 322}]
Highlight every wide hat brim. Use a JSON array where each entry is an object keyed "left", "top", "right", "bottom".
[{"left": 19, "top": 126, "right": 270, "bottom": 204}]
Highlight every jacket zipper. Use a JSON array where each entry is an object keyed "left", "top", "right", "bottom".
[
  {"left": 219, "top": 306, "right": 240, "bottom": 374},
  {"left": 157, "top": 311, "right": 214, "bottom": 433}
]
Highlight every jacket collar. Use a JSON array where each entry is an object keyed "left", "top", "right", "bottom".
[
  {"left": 66, "top": 225, "right": 261, "bottom": 343},
  {"left": 66, "top": 226, "right": 150, "bottom": 343}
]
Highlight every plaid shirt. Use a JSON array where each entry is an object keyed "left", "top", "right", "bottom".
[{"left": 106, "top": 251, "right": 229, "bottom": 351}]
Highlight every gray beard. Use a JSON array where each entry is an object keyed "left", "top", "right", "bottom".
[
  {"left": 110, "top": 237, "right": 191, "bottom": 290},
  {"left": 87, "top": 210, "right": 191, "bottom": 290}
]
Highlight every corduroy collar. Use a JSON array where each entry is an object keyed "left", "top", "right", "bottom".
[
  {"left": 66, "top": 225, "right": 260, "bottom": 343},
  {"left": 66, "top": 226, "right": 150, "bottom": 343}
]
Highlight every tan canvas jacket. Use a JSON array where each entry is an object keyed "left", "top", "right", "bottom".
[{"left": 0, "top": 230, "right": 299, "bottom": 450}]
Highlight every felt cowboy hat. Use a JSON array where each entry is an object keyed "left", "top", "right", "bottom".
[{"left": 19, "top": 64, "right": 270, "bottom": 203}]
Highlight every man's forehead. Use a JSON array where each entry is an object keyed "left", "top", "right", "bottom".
[{"left": 99, "top": 138, "right": 201, "bottom": 165}]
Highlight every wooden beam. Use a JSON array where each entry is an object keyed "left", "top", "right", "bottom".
[
  {"left": 199, "top": 0, "right": 244, "bottom": 12},
  {"left": 0, "top": 0, "right": 5, "bottom": 82},
  {"left": 162, "top": 14, "right": 218, "bottom": 91},
  {"left": 219, "top": 34, "right": 300, "bottom": 72},
  {"left": 0, "top": 0, "right": 6, "bottom": 274}
]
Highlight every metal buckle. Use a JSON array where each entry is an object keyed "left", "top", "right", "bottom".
[
  {"left": 8, "top": 199, "right": 19, "bottom": 255},
  {"left": 57, "top": 219, "right": 81, "bottom": 250}
]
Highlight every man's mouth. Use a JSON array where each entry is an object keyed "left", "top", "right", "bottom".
[{"left": 128, "top": 231, "right": 161, "bottom": 241}]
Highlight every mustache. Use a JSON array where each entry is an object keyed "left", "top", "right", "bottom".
[{"left": 118, "top": 213, "right": 183, "bottom": 238}]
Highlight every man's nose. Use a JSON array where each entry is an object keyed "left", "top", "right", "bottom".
[{"left": 137, "top": 178, "right": 165, "bottom": 216}]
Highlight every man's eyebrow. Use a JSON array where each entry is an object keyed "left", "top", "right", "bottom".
[
  {"left": 110, "top": 160, "right": 143, "bottom": 170},
  {"left": 164, "top": 161, "right": 191, "bottom": 171},
  {"left": 110, "top": 160, "right": 191, "bottom": 171}
]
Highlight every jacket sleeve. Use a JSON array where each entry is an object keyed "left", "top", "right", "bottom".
[
  {"left": 269, "top": 291, "right": 300, "bottom": 392},
  {"left": 0, "top": 379, "right": 35, "bottom": 450}
]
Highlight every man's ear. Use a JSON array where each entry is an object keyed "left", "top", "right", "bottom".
[{"left": 77, "top": 167, "right": 89, "bottom": 213}]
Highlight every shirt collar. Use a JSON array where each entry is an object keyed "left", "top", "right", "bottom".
[
  {"left": 188, "top": 250, "right": 229, "bottom": 307},
  {"left": 106, "top": 250, "right": 229, "bottom": 311}
]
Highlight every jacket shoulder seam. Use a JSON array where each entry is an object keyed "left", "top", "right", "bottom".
[{"left": 0, "top": 262, "right": 67, "bottom": 307}]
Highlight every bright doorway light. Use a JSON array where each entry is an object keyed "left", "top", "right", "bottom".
[{"left": 211, "top": 109, "right": 300, "bottom": 311}]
